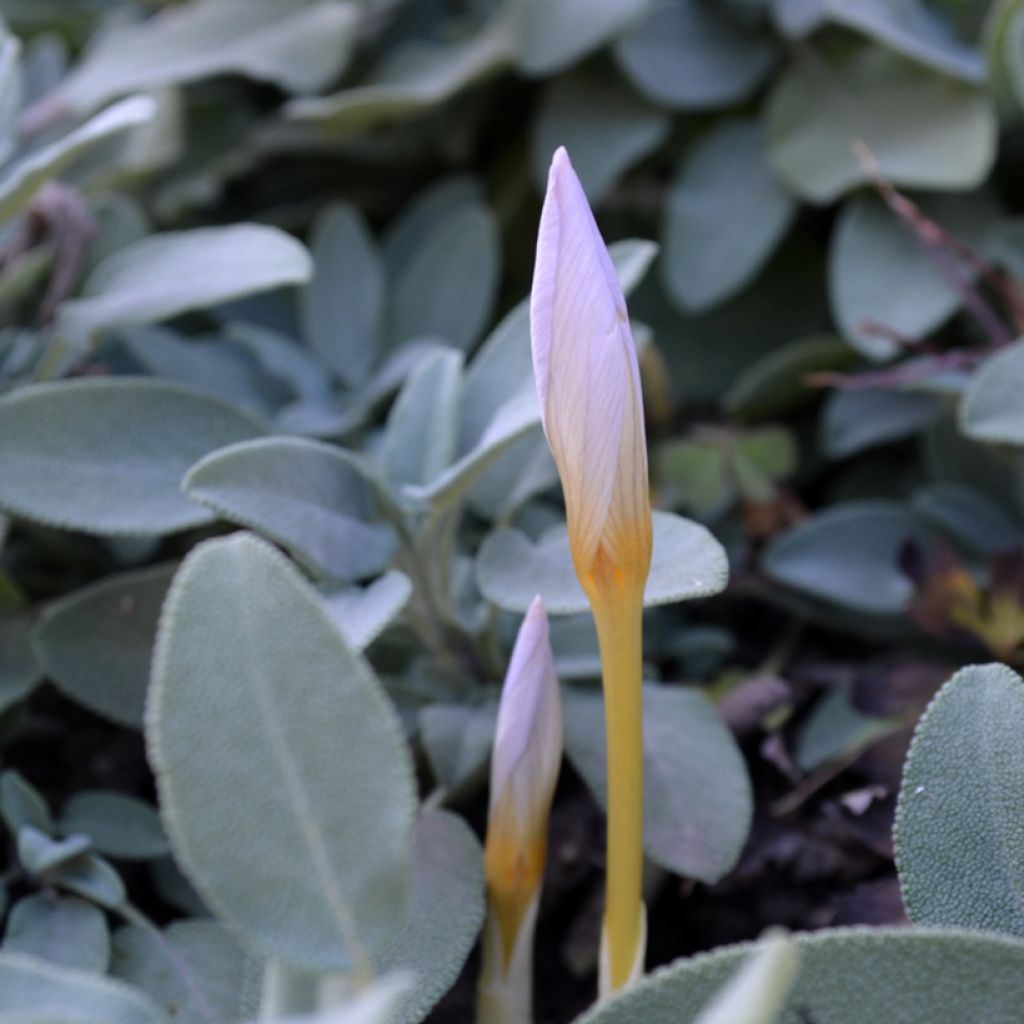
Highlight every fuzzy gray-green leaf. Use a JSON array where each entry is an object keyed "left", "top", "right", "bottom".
[
  {"left": 3, "top": 894, "right": 110, "bottom": 975},
  {"left": 961, "top": 339, "right": 1024, "bottom": 446},
  {"left": 58, "top": 225, "right": 312, "bottom": 345},
  {"left": 112, "top": 919, "right": 260, "bottom": 1024},
  {"left": 663, "top": 119, "right": 795, "bottom": 313},
  {"left": 371, "top": 811, "right": 484, "bottom": 1024},
  {"left": 895, "top": 663, "right": 1024, "bottom": 938},
  {"left": 147, "top": 533, "right": 416, "bottom": 970},
  {"left": 59, "top": 792, "right": 169, "bottom": 861},
  {"left": 766, "top": 47, "right": 995, "bottom": 204},
  {"left": 477, "top": 510, "right": 728, "bottom": 614},
  {"left": 0, "top": 379, "right": 266, "bottom": 535},
  {"left": 0, "top": 951, "right": 166, "bottom": 1022},
  {"left": 615, "top": 0, "right": 776, "bottom": 110},
  {"left": 35, "top": 564, "right": 176, "bottom": 728},
  {"left": 564, "top": 684, "right": 751, "bottom": 883},
  {"left": 184, "top": 437, "right": 396, "bottom": 583},
  {"left": 578, "top": 928, "right": 1024, "bottom": 1024}
]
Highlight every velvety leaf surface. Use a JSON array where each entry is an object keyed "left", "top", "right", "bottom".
[
  {"left": 578, "top": 929, "right": 1024, "bottom": 1024},
  {"left": 51, "top": 0, "right": 358, "bottom": 114},
  {"left": 960, "top": 339, "right": 1024, "bottom": 445},
  {"left": 184, "top": 437, "right": 396, "bottom": 582},
  {"left": 371, "top": 811, "right": 485, "bottom": 1024},
  {"left": 663, "top": 119, "right": 795, "bottom": 313},
  {"left": 563, "top": 684, "right": 752, "bottom": 883},
  {"left": 0, "top": 380, "right": 266, "bottom": 535},
  {"left": 829, "top": 192, "right": 1001, "bottom": 360},
  {"left": 0, "top": 950, "right": 166, "bottom": 1022},
  {"left": 477, "top": 510, "right": 728, "bottom": 614},
  {"left": 35, "top": 563, "right": 176, "bottom": 728},
  {"left": 112, "top": 919, "right": 260, "bottom": 1024},
  {"left": 59, "top": 792, "right": 169, "bottom": 861},
  {"left": 386, "top": 201, "right": 499, "bottom": 353},
  {"left": 531, "top": 67, "right": 669, "bottom": 204},
  {"left": 321, "top": 571, "right": 412, "bottom": 651},
  {"left": 515, "top": 0, "right": 650, "bottom": 77},
  {"left": 285, "top": 16, "right": 514, "bottom": 136},
  {"left": 896, "top": 663, "right": 1024, "bottom": 938},
  {"left": 301, "top": 202, "right": 384, "bottom": 386},
  {"left": 762, "top": 501, "right": 938, "bottom": 614},
  {"left": 147, "top": 533, "right": 417, "bottom": 970},
  {"left": 691, "top": 933, "right": 797, "bottom": 1024},
  {"left": 58, "top": 225, "right": 311, "bottom": 344},
  {"left": 766, "top": 46, "right": 995, "bottom": 203},
  {"left": 615, "top": 0, "right": 776, "bottom": 109},
  {"left": 3, "top": 893, "right": 110, "bottom": 974},
  {"left": 821, "top": 388, "right": 943, "bottom": 458},
  {"left": 382, "top": 347, "right": 462, "bottom": 488},
  {"left": 0, "top": 94, "right": 155, "bottom": 224}
]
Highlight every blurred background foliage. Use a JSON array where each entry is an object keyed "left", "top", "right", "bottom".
[{"left": 2, "top": 0, "right": 1024, "bottom": 1020}]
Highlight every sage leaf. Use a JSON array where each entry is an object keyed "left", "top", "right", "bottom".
[
  {"left": 148, "top": 533, "right": 417, "bottom": 970},
  {"left": 184, "top": 437, "right": 397, "bottom": 583},
  {"left": 3, "top": 893, "right": 110, "bottom": 975},
  {"left": 896, "top": 663, "right": 1024, "bottom": 938},
  {"left": 35, "top": 564, "right": 176, "bottom": 728},
  {"left": 477, "top": 510, "right": 728, "bottom": 614},
  {"left": 564, "top": 684, "right": 751, "bottom": 883},
  {"left": 58, "top": 224, "right": 312, "bottom": 345}
]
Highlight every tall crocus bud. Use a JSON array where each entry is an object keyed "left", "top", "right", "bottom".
[
  {"left": 478, "top": 597, "right": 562, "bottom": 1024},
  {"left": 530, "top": 147, "right": 653, "bottom": 997}
]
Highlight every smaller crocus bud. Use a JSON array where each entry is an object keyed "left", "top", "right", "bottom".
[{"left": 478, "top": 596, "right": 562, "bottom": 1024}]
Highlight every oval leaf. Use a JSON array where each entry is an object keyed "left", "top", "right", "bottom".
[
  {"left": 896, "top": 663, "right": 1024, "bottom": 938},
  {"left": 0, "top": 950, "right": 165, "bottom": 1023},
  {"left": 184, "top": 437, "right": 397, "bottom": 583},
  {"left": 564, "top": 684, "right": 751, "bottom": 883},
  {"left": 762, "top": 501, "right": 938, "bottom": 615},
  {"left": 578, "top": 928, "right": 1024, "bottom": 1024},
  {"left": 531, "top": 68, "right": 669, "bottom": 204},
  {"left": 0, "top": 95, "right": 155, "bottom": 225},
  {"left": 147, "top": 533, "right": 417, "bottom": 970},
  {"left": 35, "top": 564, "right": 177, "bottom": 728},
  {"left": 829, "top": 193, "right": 1000, "bottom": 360},
  {"left": 112, "top": 919, "right": 260, "bottom": 1024},
  {"left": 0, "top": 379, "right": 266, "bottom": 535},
  {"left": 766, "top": 46, "right": 995, "bottom": 204},
  {"left": 59, "top": 792, "right": 169, "bottom": 861},
  {"left": 386, "top": 202, "right": 500, "bottom": 353},
  {"left": 615, "top": 0, "right": 776, "bottom": 110},
  {"left": 4, "top": 893, "right": 110, "bottom": 975},
  {"left": 961, "top": 339, "right": 1024, "bottom": 446},
  {"left": 301, "top": 203, "right": 384, "bottom": 387},
  {"left": 58, "top": 225, "right": 312, "bottom": 345},
  {"left": 51, "top": 0, "right": 358, "bottom": 114},
  {"left": 372, "top": 811, "right": 485, "bottom": 1024},
  {"left": 476, "top": 510, "right": 728, "bottom": 614},
  {"left": 663, "top": 119, "right": 795, "bottom": 313}
]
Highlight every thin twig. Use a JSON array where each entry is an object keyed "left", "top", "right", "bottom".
[{"left": 851, "top": 140, "right": 1016, "bottom": 348}]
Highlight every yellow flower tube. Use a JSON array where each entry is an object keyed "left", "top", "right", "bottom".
[
  {"left": 478, "top": 596, "right": 563, "bottom": 1024},
  {"left": 530, "top": 146, "right": 653, "bottom": 996}
]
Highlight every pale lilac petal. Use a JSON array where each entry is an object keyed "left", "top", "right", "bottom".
[{"left": 530, "top": 147, "right": 649, "bottom": 574}]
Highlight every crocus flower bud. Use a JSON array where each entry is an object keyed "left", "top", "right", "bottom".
[
  {"left": 530, "top": 146, "right": 653, "bottom": 601},
  {"left": 530, "top": 147, "right": 654, "bottom": 997},
  {"left": 478, "top": 596, "right": 562, "bottom": 1024}
]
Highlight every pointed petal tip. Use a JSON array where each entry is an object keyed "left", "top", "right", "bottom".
[
  {"left": 525, "top": 594, "right": 547, "bottom": 622},
  {"left": 548, "top": 145, "right": 580, "bottom": 197}
]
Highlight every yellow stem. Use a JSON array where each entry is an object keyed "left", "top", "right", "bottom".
[{"left": 591, "top": 589, "right": 645, "bottom": 993}]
